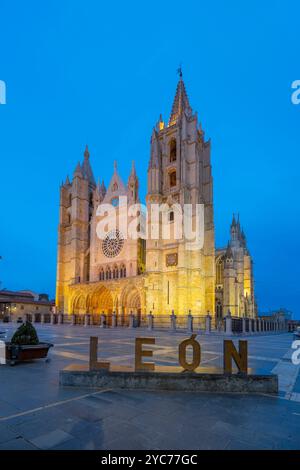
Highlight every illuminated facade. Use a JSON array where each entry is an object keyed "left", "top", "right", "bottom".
[
  {"left": 215, "top": 216, "right": 256, "bottom": 322},
  {"left": 56, "top": 75, "right": 256, "bottom": 323}
]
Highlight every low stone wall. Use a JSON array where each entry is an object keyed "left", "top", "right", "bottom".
[{"left": 60, "top": 364, "right": 278, "bottom": 395}]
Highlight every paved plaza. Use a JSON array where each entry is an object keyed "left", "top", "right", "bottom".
[{"left": 0, "top": 324, "right": 300, "bottom": 450}]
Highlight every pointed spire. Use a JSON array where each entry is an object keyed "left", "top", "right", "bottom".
[
  {"left": 73, "top": 161, "right": 83, "bottom": 178},
  {"left": 128, "top": 161, "right": 138, "bottom": 184},
  {"left": 198, "top": 121, "right": 205, "bottom": 139},
  {"left": 95, "top": 178, "right": 106, "bottom": 201},
  {"left": 225, "top": 242, "right": 233, "bottom": 260},
  {"left": 104, "top": 163, "right": 126, "bottom": 199},
  {"left": 168, "top": 73, "right": 192, "bottom": 126},
  {"left": 84, "top": 144, "right": 89, "bottom": 159},
  {"left": 100, "top": 179, "right": 106, "bottom": 196},
  {"left": 235, "top": 213, "right": 242, "bottom": 239},
  {"left": 81, "top": 145, "right": 95, "bottom": 186},
  {"left": 96, "top": 178, "right": 101, "bottom": 193},
  {"left": 93, "top": 179, "right": 100, "bottom": 203},
  {"left": 114, "top": 160, "right": 117, "bottom": 173},
  {"left": 157, "top": 114, "right": 164, "bottom": 131},
  {"left": 240, "top": 227, "right": 247, "bottom": 247},
  {"left": 130, "top": 160, "right": 136, "bottom": 177},
  {"left": 128, "top": 161, "right": 139, "bottom": 202},
  {"left": 231, "top": 213, "right": 237, "bottom": 227},
  {"left": 149, "top": 128, "right": 160, "bottom": 169},
  {"left": 65, "top": 175, "right": 70, "bottom": 185}
]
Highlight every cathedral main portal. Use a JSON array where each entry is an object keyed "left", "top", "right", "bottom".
[{"left": 69, "top": 277, "right": 145, "bottom": 326}]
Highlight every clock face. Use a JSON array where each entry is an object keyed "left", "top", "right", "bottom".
[
  {"left": 111, "top": 197, "right": 119, "bottom": 207},
  {"left": 102, "top": 229, "right": 124, "bottom": 258}
]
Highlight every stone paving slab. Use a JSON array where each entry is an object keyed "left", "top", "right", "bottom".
[
  {"left": 0, "top": 423, "right": 20, "bottom": 444},
  {"left": 0, "top": 437, "right": 38, "bottom": 450},
  {"left": 30, "top": 429, "right": 74, "bottom": 450},
  {"left": 0, "top": 324, "right": 299, "bottom": 449}
]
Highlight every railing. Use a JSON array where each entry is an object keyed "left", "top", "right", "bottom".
[
  {"left": 139, "top": 315, "right": 206, "bottom": 331},
  {"left": 212, "top": 319, "right": 225, "bottom": 332},
  {"left": 1, "top": 312, "right": 288, "bottom": 335},
  {"left": 232, "top": 317, "right": 243, "bottom": 334}
]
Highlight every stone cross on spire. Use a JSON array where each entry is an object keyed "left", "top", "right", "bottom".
[{"left": 177, "top": 64, "right": 183, "bottom": 78}]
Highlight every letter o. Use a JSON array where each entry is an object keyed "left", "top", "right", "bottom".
[{"left": 179, "top": 334, "right": 201, "bottom": 371}]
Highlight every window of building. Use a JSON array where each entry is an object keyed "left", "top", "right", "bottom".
[
  {"left": 112, "top": 266, "right": 118, "bottom": 279},
  {"left": 169, "top": 170, "right": 176, "bottom": 188},
  {"left": 120, "top": 264, "right": 126, "bottom": 278},
  {"left": 111, "top": 197, "right": 119, "bottom": 207},
  {"left": 102, "top": 229, "right": 124, "bottom": 258},
  {"left": 216, "top": 256, "right": 224, "bottom": 285},
  {"left": 169, "top": 210, "right": 174, "bottom": 222},
  {"left": 169, "top": 139, "right": 177, "bottom": 162}
]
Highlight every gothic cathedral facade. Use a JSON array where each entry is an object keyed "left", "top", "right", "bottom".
[{"left": 56, "top": 76, "right": 256, "bottom": 324}]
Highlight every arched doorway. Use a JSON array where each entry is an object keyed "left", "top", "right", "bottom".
[
  {"left": 120, "top": 286, "right": 141, "bottom": 326},
  {"left": 73, "top": 295, "right": 87, "bottom": 314},
  {"left": 87, "top": 286, "right": 114, "bottom": 325},
  {"left": 72, "top": 294, "right": 87, "bottom": 324}
]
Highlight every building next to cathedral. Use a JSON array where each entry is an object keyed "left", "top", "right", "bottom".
[{"left": 56, "top": 74, "right": 257, "bottom": 325}]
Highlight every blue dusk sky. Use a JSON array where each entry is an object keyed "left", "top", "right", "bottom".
[{"left": 0, "top": 1, "right": 299, "bottom": 316}]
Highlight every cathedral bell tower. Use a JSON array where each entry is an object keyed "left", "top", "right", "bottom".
[
  {"left": 145, "top": 72, "right": 215, "bottom": 317},
  {"left": 56, "top": 146, "right": 95, "bottom": 313}
]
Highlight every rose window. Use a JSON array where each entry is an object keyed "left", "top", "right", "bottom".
[{"left": 102, "top": 229, "right": 124, "bottom": 258}]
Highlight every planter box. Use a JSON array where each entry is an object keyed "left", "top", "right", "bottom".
[{"left": 5, "top": 342, "right": 53, "bottom": 365}]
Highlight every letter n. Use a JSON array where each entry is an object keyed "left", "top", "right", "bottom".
[{"left": 223, "top": 340, "right": 248, "bottom": 374}]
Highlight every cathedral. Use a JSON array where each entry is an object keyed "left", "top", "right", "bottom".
[{"left": 56, "top": 74, "right": 257, "bottom": 325}]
